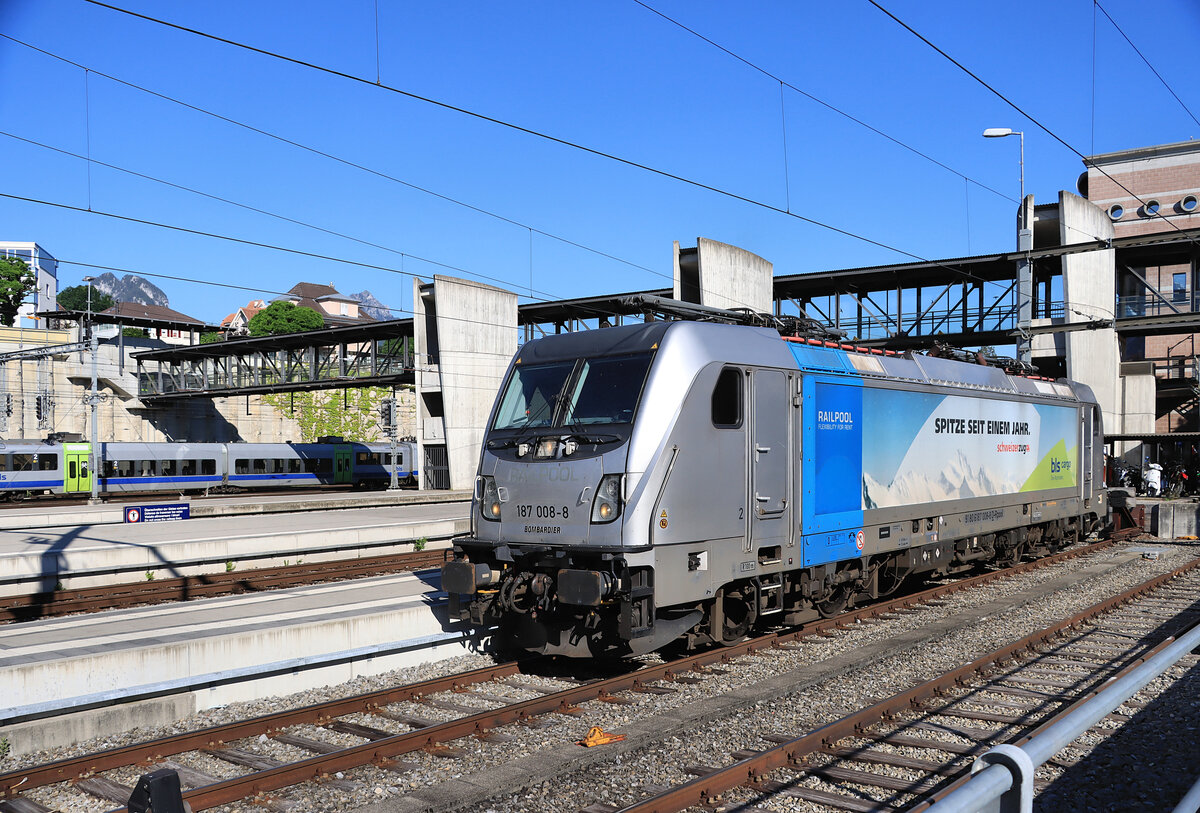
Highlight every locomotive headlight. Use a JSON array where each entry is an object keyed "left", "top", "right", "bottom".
[
  {"left": 479, "top": 475, "right": 502, "bottom": 521},
  {"left": 591, "top": 474, "right": 623, "bottom": 523}
]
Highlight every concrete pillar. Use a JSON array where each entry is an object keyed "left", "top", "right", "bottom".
[
  {"left": 1059, "top": 191, "right": 1122, "bottom": 433},
  {"left": 413, "top": 275, "right": 518, "bottom": 490},
  {"left": 673, "top": 237, "right": 773, "bottom": 314}
]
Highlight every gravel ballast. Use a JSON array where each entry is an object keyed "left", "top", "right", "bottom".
[{"left": 3, "top": 539, "right": 1197, "bottom": 813}]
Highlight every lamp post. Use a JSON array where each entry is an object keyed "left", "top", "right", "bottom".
[
  {"left": 82, "top": 276, "right": 100, "bottom": 504},
  {"left": 984, "top": 127, "right": 1032, "bottom": 365}
]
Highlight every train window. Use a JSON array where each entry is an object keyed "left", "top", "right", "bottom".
[
  {"left": 235, "top": 459, "right": 249, "bottom": 474},
  {"left": 711, "top": 367, "right": 743, "bottom": 428},
  {"left": 115, "top": 460, "right": 135, "bottom": 477},
  {"left": 161, "top": 460, "right": 177, "bottom": 476},
  {"left": 357, "top": 452, "right": 369, "bottom": 464},
  {"left": 69, "top": 461, "right": 77, "bottom": 479},
  {"left": 11, "top": 454, "right": 32, "bottom": 470},
  {"left": 139, "top": 460, "right": 156, "bottom": 476},
  {"left": 272, "top": 459, "right": 286, "bottom": 473},
  {"left": 288, "top": 459, "right": 302, "bottom": 473},
  {"left": 492, "top": 360, "right": 577, "bottom": 429},
  {"left": 38, "top": 454, "right": 57, "bottom": 470},
  {"left": 181, "top": 460, "right": 196, "bottom": 476},
  {"left": 202, "top": 459, "right": 216, "bottom": 476},
  {"left": 562, "top": 355, "right": 653, "bottom": 426},
  {"left": 304, "top": 458, "right": 333, "bottom": 474},
  {"left": 0, "top": 455, "right": 7, "bottom": 471},
  {"left": 253, "top": 459, "right": 267, "bottom": 474}
]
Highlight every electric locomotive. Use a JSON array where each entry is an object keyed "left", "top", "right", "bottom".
[{"left": 442, "top": 316, "right": 1104, "bottom": 657}]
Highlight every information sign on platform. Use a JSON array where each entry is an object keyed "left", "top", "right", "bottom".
[{"left": 124, "top": 503, "right": 191, "bottom": 523}]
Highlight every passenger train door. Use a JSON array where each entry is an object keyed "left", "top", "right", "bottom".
[
  {"left": 63, "top": 442, "right": 91, "bottom": 494},
  {"left": 749, "top": 369, "right": 792, "bottom": 551},
  {"left": 334, "top": 446, "right": 352, "bottom": 485}
]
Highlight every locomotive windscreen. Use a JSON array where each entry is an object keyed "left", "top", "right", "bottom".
[{"left": 492, "top": 353, "right": 653, "bottom": 430}]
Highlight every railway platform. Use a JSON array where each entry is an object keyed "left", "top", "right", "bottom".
[
  {"left": 0, "top": 498, "right": 470, "bottom": 598},
  {"left": 0, "top": 487, "right": 471, "bottom": 531},
  {"left": 0, "top": 568, "right": 471, "bottom": 756}
]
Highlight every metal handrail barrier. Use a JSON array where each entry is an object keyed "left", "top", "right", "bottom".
[
  {"left": 1172, "top": 773, "right": 1200, "bottom": 813},
  {"left": 922, "top": 618, "right": 1200, "bottom": 813}
]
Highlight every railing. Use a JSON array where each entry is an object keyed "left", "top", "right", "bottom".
[
  {"left": 1116, "top": 293, "right": 1200, "bottom": 318},
  {"left": 923, "top": 620, "right": 1200, "bottom": 813}
]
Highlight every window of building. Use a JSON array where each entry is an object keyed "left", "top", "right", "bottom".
[
  {"left": 1108, "top": 204, "right": 1124, "bottom": 220},
  {"left": 1174, "top": 273, "right": 1187, "bottom": 303},
  {"left": 1144, "top": 200, "right": 1161, "bottom": 217}
]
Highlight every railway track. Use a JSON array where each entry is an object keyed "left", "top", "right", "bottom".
[
  {"left": 594, "top": 557, "right": 1200, "bottom": 813},
  {"left": 0, "top": 538, "right": 1137, "bottom": 812},
  {"left": 0, "top": 547, "right": 450, "bottom": 622}
]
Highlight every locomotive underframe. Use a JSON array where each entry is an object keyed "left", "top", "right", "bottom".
[{"left": 444, "top": 499, "right": 1098, "bottom": 657}]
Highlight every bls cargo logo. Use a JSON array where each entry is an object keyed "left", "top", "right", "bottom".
[{"left": 1050, "top": 458, "right": 1072, "bottom": 474}]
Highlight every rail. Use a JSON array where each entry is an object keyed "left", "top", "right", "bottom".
[{"left": 922, "top": 617, "right": 1200, "bottom": 813}]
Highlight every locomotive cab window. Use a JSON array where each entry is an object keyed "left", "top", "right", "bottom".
[
  {"left": 491, "top": 353, "right": 653, "bottom": 430},
  {"left": 711, "top": 367, "right": 743, "bottom": 428}
]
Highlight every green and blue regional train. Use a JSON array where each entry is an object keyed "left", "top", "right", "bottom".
[{"left": 0, "top": 439, "right": 418, "bottom": 500}]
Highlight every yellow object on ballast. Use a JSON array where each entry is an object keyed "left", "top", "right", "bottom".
[{"left": 578, "top": 726, "right": 626, "bottom": 747}]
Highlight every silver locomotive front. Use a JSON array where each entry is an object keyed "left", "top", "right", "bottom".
[{"left": 441, "top": 323, "right": 679, "bottom": 657}]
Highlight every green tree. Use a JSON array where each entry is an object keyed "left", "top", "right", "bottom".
[
  {"left": 57, "top": 284, "right": 115, "bottom": 313},
  {"left": 0, "top": 256, "right": 36, "bottom": 326},
  {"left": 121, "top": 327, "right": 149, "bottom": 338},
  {"left": 247, "top": 301, "right": 324, "bottom": 336},
  {"left": 199, "top": 331, "right": 226, "bottom": 344}
]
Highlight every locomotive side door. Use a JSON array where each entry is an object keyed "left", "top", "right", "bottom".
[{"left": 750, "top": 369, "right": 792, "bottom": 550}]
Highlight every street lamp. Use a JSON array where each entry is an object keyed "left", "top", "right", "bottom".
[
  {"left": 984, "top": 128, "right": 1032, "bottom": 364},
  {"left": 982, "top": 128, "right": 1025, "bottom": 223},
  {"left": 82, "top": 276, "right": 100, "bottom": 504}
]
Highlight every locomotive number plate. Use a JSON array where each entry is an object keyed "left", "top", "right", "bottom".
[{"left": 515, "top": 504, "right": 571, "bottom": 520}]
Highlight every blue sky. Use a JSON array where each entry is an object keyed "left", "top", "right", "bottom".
[{"left": 2, "top": 0, "right": 1199, "bottom": 329}]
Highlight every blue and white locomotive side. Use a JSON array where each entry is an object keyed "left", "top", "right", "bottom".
[{"left": 442, "top": 321, "right": 1104, "bottom": 657}]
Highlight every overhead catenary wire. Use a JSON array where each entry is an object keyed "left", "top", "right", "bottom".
[
  {"left": 0, "top": 33, "right": 661, "bottom": 281},
  {"left": 69, "top": 3, "right": 1027, "bottom": 308},
  {"left": 0, "top": 129, "right": 583, "bottom": 307},
  {"left": 630, "top": 0, "right": 1016, "bottom": 204},
  {"left": 865, "top": 0, "right": 1200, "bottom": 251},
  {"left": 1093, "top": 0, "right": 1200, "bottom": 130}
]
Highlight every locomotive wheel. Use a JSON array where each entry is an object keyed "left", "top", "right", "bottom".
[
  {"left": 714, "top": 586, "right": 754, "bottom": 645},
  {"left": 814, "top": 585, "right": 851, "bottom": 618}
]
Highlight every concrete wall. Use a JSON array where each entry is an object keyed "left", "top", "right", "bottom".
[
  {"left": 1059, "top": 191, "right": 1123, "bottom": 433},
  {"left": 413, "top": 275, "right": 518, "bottom": 490},
  {"left": 673, "top": 237, "right": 773, "bottom": 314}
]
